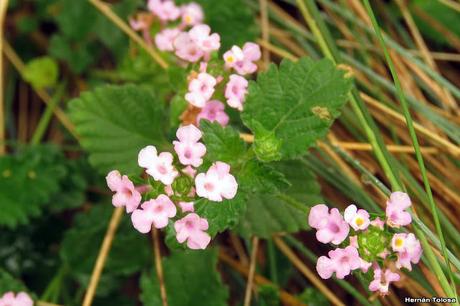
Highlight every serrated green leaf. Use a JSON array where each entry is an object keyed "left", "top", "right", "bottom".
[
  {"left": 200, "top": 121, "right": 247, "bottom": 166},
  {"left": 175, "top": 0, "right": 258, "bottom": 51},
  {"left": 195, "top": 193, "right": 247, "bottom": 236},
  {"left": 0, "top": 145, "right": 67, "bottom": 228},
  {"left": 242, "top": 58, "right": 352, "bottom": 160},
  {"left": 238, "top": 161, "right": 322, "bottom": 238},
  {"left": 60, "top": 205, "right": 150, "bottom": 295},
  {"left": 69, "top": 84, "right": 169, "bottom": 174},
  {"left": 238, "top": 160, "right": 290, "bottom": 194},
  {"left": 140, "top": 248, "right": 228, "bottom": 306},
  {"left": 23, "top": 56, "right": 59, "bottom": 89}
]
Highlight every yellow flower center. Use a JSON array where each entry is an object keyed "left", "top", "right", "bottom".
[
  {"left": 226, "top": 55, "right": 234, "bottom": 63},
  {"left": 185, "top": 15, "right": 192, "bottom": 23},
  {"left": 355, "top": 217, "right": 364, "bottom": 227},
  {"left": 395, "top": 238, "right": 404, "bottom": 247}
]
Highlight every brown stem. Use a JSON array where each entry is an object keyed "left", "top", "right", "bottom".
[
  {"left": 243, "top": 236, "right": 259, "bottom": 306},
  {"left": 0, "top": 0, "right": 9, "bottom": 155},
  {"left": 273, "top": 237, "right": 345, "bottom": 306},
  {"left": 82, "top": 207, "right": 124, "bottom": 306},
  {"left": 152, "top": 227, "right": 168, "bottom": 306}
]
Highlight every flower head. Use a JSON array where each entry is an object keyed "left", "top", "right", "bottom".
[
  {"left": 174, "top": 32, "right": 204, "bottom": 62},
  {"left": 185, "top": 72, "right": 217, "bottom": 107},
  {"left": 189, "top": 24, "right": 220, "bottom": 53},
  {"left": 196, "top": 100, "right": 229, "bottom": 126},
  {"left": 155, "top": 28, "right": 180, "bottom": 51},
  {"left": 131, "top": 195, "right": 177, "bottom": 233},
  {"left": 224, "top": 42, "right": 261, "bottom": 75},
  {"left": 173, "top": 124, "right": 206, "bottom": 167},
  {"left": 174, "top": 213, "right": 211, "bottom": 249},
  {"left": 179, "top": 201, "right": 195, "bottom": 212},
  {"left": 106, "top": 170, "right": 141, "bottom": 213},
  {"left": 391, "top": 233, "right": 422, "bottom": 271},
  {"left": 225, "top": 74, "right": 248, "bottom": 111},
  {"left": 0, "top": 292, "right": 33, "bottom": 306},
  {"left": 195, "top": 161, "right": 238, "bottom": 202},
  {"left": 180, "top": 2, "right": 204, "bottom": 26},
  {"left": 369, "top": 267, "right": 400, "bottom": 295},
  {"left": 138, "top": 145, "right": 178, "bottom": 185},
  {"left": 344, "top": 204, "right": 370, "bottom": 231},
  {"left": 148, "top": 0, "right": 181, "bottom": 21},
  {"left": 316, "top": 246, "right": 361, "bottom": 279},
  {"left": 308, "top": 204, "right": 349, "bottom": 245},
  {"left": 386, "top": 192, "right": 412, "bottom": 227}
]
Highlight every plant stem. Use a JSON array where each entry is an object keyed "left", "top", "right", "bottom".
[
  {"left": 362, "top": 0, "right": 457, "bottom": 301},
  {"left": 243, "top": 236, "right": 259, "bottom": 306},
  {"left": 30, "top": 84, "right": 65, "bottom": 145},
  {"left": 0, "top": 0, "right": 8, "bottom": 155},
  {"left": 82, "top": 207, "right": 124, "bottom": 306},
  {"left": 152, "top": 227, "right": 168, "bottom": 306}
]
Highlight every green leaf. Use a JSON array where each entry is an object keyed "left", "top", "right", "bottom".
[
  {"left": 238, "top": 161, "right": 322, "bottom": 238},
  {"left": 69, "top": 84, "right": 168, "bottom": 174},
  {"left": 60, "top": 205, "right": 150, "bottom": 294},
  {"left": 175, "top": 0, "right": 258, "bottom": 51},
  {"left": 297, "top": 287, "right": 330, "bottom": 306},
  {"left": 23, "top": 56, "right": 59, "bottom": 89},
  {"left": 200, "top": 121, "right": 247, "bottom": 166},
  {"left": 195, "top": 193, "right": 247, "bottom": 236},
  {"left": 238, "top": 160, "right": 290, "bottom": 194},
  {"left": 242, "top": 58, "right": 352, "bottom": 160},
  {"left": 140, "top": 248, "right": 228, "bottom": 306},
  {"left": 0, "top": 145, "right": 67, "bottom": 228},
  {"left": 0, "top": 269, "right": 28, "bottom": 292}
]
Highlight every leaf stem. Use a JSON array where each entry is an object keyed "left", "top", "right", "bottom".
[
  {"left": 243, "top": 236, "right": 259, "bottom": 306},
  {"left": 0, "top": 0, "right": 8, "bottom": 155},
  {"left": 152, "top": 227, "right": 168, "bottom": 306}
]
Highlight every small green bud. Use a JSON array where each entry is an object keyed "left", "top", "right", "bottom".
[
  {"left": 251, "top": 121, "right": 282, "bottom": 162},
  {"left": 357, "top": 226, "right": 389, "bottom": 262},
  {"left": 172, "top": 175, "right": 193, "bottom": 196}
]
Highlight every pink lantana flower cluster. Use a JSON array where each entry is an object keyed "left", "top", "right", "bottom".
[
  {"left": 0, "top": 292, "right": 33, "bottom": 306},
  {"left": 130, "top": 0, "right": 261, "bottom": 126},
  {"left": 106, "top": 124, "right": 238, "bottom": 250},
  {"left": 308, "top": 191, "right": 422, "bottom": 296}
]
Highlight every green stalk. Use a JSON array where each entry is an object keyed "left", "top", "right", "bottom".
[
  {"left": 362, "top": 0, "right": 457, "bottom": 300},
  {"left": 295, "top": 0, "right": 400, "bottom": 190},
  {"left": 30, "top": 84, "right": 65, "bottom": 145}
]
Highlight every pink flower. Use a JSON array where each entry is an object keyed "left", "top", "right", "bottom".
[
  {"left": 173, "top": 124, "right": 206, "bottom": 167},
  {"left": 370, "top": 217, "right": 385, "bottom": 229},
  {"left": 344, "top": 204, "right": 370, "bottom": 231},
  {"left": 197, "top": 100, "right": 229, "bottom": 126},
  {"left": 174, "top": 32, "right": 204, "bottom": 62},
  {"left": 392, "top": 233, "right": 422, "bottom": 271},
  {"left": 148, "top": 0, "right": 180, "bottom": 21},
  {"left": 386, "top": 191, "right": 412, "bottom": 227},
  {"left": 369, "top": 267, "right": 400, "bottom": 295},
  {"left": 138, "top": 146, "right": 178, "bottom": 185},
  {"left": 182, "top": 165, "right": 197, "bottom": 178},
  {"left": 316, "top": 246, "right": 361, "bottom": 279},
  {"left": 106, "top": 170, "right": 141, "bottom": 213},
  {"left": 223, "top": 42, "right": 261, "bottom": 75},
  {"left": 225, "top": 74, "right": 248, "bottom": 111},
  {"left": 189, "top": 24, "right": 221, "bottom": 53},
  {"left": 185, "top": 72, "right": 217, "bottom": 107},
  {"left": 174, "top": 213, "right": 211, "bottom": 249},
  {"left": 131, "top": 195, "right": 177, "bottom": 233},
  {"left": 195, "top": 161, "right": 238, "bottom": 202},
  {"left": 155, "top": 28, "right": 180, "bottom": 51},
  {"left": 179, "top": 201, "right": 195, "bottom": 212},
  {"left": 180, "top": 3, "right": 204, "bottom": 26},
  {"left": 308, "top": 204, "right": 349, "bottom": 245},
  {"left": 0, "top": 292, "right": 33, "bottom": 306}
]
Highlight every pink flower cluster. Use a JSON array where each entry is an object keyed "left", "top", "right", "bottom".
[
  {"left": 106, "top": 124, "right": 238, "bottom": 250},
  {"left": 308, "top": 192, "right": 422, "bottom": 296},
  {"left": 0, "top": 292, "right": 33, "bottom": 306},
  {"left": 130, "top": 0, "right": 261, "bottom": 126}
]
